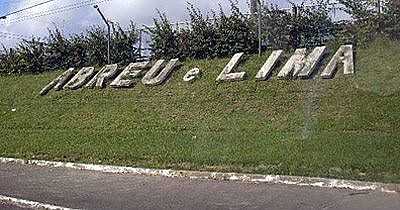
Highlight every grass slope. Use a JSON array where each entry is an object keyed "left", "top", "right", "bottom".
[{"left": 1, "top": 39, "right": 399, "bottom": 183}]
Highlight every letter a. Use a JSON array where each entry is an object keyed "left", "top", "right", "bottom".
[
  {"left": 321, "top": 45, "right": 354, "bottom": 79},
  {"left": 39, "top": 68, "right": 75, "bottom": 96}
]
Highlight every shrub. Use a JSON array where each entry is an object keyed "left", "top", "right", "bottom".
[
  {"left": 4, "top": 0, "right": 394, "bottom": 75},
  {"left": 147, "top": 1, "right": 258, "bottom": 59},
  {"left": 213, "top": 3, "right": 258, "bottom": 57},
  {"left": 146, "top": 11, "right": 180, "bottom": 60},
  {"left": 0, "top": 23, "right": 139, "bottom": 75},
  {"left": 338, "top": 0, "right": 400, "bottom": 43},
  {"left": 0, "top": 38, "right": 46, "bottom": 74},
  {"left": 262, "top": 1, "right": 337, "bottom": 49}
]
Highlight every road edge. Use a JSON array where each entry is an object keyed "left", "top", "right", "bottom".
[
  {"left": 0, "top": 194, "right": 80, "bottom": 210},
  {"left": 1, "top": 157, "right": 398, "bottom": 194}
]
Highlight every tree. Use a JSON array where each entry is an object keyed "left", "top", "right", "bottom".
[{"left": 338, "top": 0, "right": 400, "bottom": 41}]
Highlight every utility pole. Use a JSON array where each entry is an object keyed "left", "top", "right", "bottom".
[
  {"left": 94, "top": 5, "right": 111, "bottom": 64},
  {"left": 257, "top": 0, "right": 262, "bottom": 56},
  {"left": 138, "top": 28, "right": 143, "bottom": 58},
  {"left": 377, "top": 0, "right": 382, "bottom": 14},
  {"left": 0, "top": 0, "right": 57, "bottom": 20},
  {"left": 250, "top": 0, "right": 263, "bottom": 56}
]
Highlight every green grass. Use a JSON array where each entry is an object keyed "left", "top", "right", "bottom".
[{"left": 1, "top": 38, "right": 399, "bottom": 183}]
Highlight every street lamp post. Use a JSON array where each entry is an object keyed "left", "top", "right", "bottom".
[
  {"left": 257, "top": 0, "right": 262, "bottom": 56},
  {"left": 250, "top": 0, "right": 263, "bottom": 56},
  {"left": 94, "top": 5, "right": 111, "bottom": 64}
]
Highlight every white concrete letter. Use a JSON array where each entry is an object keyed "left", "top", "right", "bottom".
[
  {"left": 321, "top": 45, "right": 354, "bottom": 79},
  {"left": 85, "top": 64, "right": 119, "bottom": 88},
  {"left": 64, "top": 67, "right": 96, "bottom": 90},
  {"left": 277, "top": 48, "right": 306, "bottom": 79},
  {"left": 142, "top": 59, "right": 180, "bottom": 86},
  {"left": 278, "top": 47, "right": 327, "bottom": 79},
  {"left": 216, "top": 53, "right": 246, "bottom": 82},
  {"left": 297, "top": 46, "right": 327, "bottom": 79},
  {"left": 183, "top": 68, "right": 201, "bottom": 82},
  {"left": 256, "top": 50, "right": 283, "bottom": 81},
  {"left": 110, "top": 61, "right": 152, "bottom": 88},
  {"left": 39, "top": 68, "right": 75, "bottom": 96}
]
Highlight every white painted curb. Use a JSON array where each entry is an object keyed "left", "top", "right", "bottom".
[
  {"left": 0, "top": 195, "right": 81, "bottom": 210},
  {"left": 1, "top": 157, "right": 398, "bottom": 194}
]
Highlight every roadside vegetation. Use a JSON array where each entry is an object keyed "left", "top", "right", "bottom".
[
  {"left": 0, "top": 0, "right": 399, "bottom": 183},
  {"left": 1, "top": 0, "right": 399, "bottom": 74}
]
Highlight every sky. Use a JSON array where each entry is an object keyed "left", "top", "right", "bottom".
[{"left": 0, "top": 0, "right": 322, "bottom": 48}]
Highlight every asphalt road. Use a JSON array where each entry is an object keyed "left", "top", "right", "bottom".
[{"left": 0, "top": 162, "right": 399, "bottom": 210}]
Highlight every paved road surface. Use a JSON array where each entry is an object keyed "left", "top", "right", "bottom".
[{"left": 0, "top": 162, "right": 399, "bottom": 210}]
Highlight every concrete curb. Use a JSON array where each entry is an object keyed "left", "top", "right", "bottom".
[
  {"left": 1, "top": 157, "right": 398, "bottom": 194},
  {"left": 0, "top": 195, "right": 80, "bottom": 210}
]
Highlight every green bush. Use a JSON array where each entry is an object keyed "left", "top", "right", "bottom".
[
  {"left": 338, "top": 0, "right": 400, "bottom": 43},
  {"left": 262, "top": 1, "right": 337, "bottom": 49},
  {"left": 213, "top": 3, "right": 258, "bottom": 57},
  {"left": 1, "top": 38, "right": 46, "bottom": 74},
  {"left": 3, "top": 0, "right": 398, "bottom": 75},
  {"left": 147, "top": 0, "right": 339, "bottom": 58},
  {"left": 0, "top": 23, "right": 140, "bottom": 75},
  {"left": 148, "top": 1, "right": 258, "bottom": 59},
  {"left": 146, "top": 11, "right": 180, "bottom": 60}
]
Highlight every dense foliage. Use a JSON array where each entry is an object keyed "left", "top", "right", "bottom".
[
  {"left": 261, "top": 2, "right": 337, "bottom": 49},
  {"left": 148, "top": 0, "right": 338, "bottom": 59},
  {"left": 148, "top": 2, "right": 258, "bottom": 59},
  {"left": 338, "top": 0, "right": 400, "bottom": 43},
  {"left": 0, "top": 23, "right": 139, "bottom": 74},
  {"left": 1, "top": 0, "right": 399, "bottom": 74}
]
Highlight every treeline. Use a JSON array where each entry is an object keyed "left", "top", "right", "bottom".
[
  {"left": 0, "top": 0, "right": 399, "bottom": 74},
  {"left": 148, "top": 1, "right": 340, "bottom": 60},
  {"left": 0, "top": 23, "right": 139, "bottom": 74},
  {"left": 338, "top": 0, "right": 400, "bottom": 42}
]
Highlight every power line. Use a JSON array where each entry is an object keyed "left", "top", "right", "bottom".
[
  {"left": 1, "top": 0, "right": 32, "bottom": 3},
  {"left": 0, "top": 31, "right": 30, "bottom": 39},
  {"left": 0, "top": 32, "right": 39, "bottom": 41},
  {"left": 6, "top": 0, "right": 99, "bottom": 21},
  {"left": 2, "top": 0, "right": 111, "bottom": 25},
  {"left": 0, "top": 34, "right": 25, "bottom": 40},
  {"left": 0, "top": 0, "right": 30, "bottom": 6},
  {"left": 10, "top": 0, "right": 110, "bottom": 24},
  {"left": 0, "top": 0, "right": 59, "bottom": 19},
  {"left": 0, "top": 0, "right": 111, "bottom": 43},
  {"left": 0, "top": 0, "right": 60, "bottom": 14},
  {"left": 0, "top": 34, "right": 47, "bottom": 45}
]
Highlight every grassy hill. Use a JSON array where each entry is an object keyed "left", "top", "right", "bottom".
[{"left": 1, "top": 38, "right": 399, "bottom": 183}]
